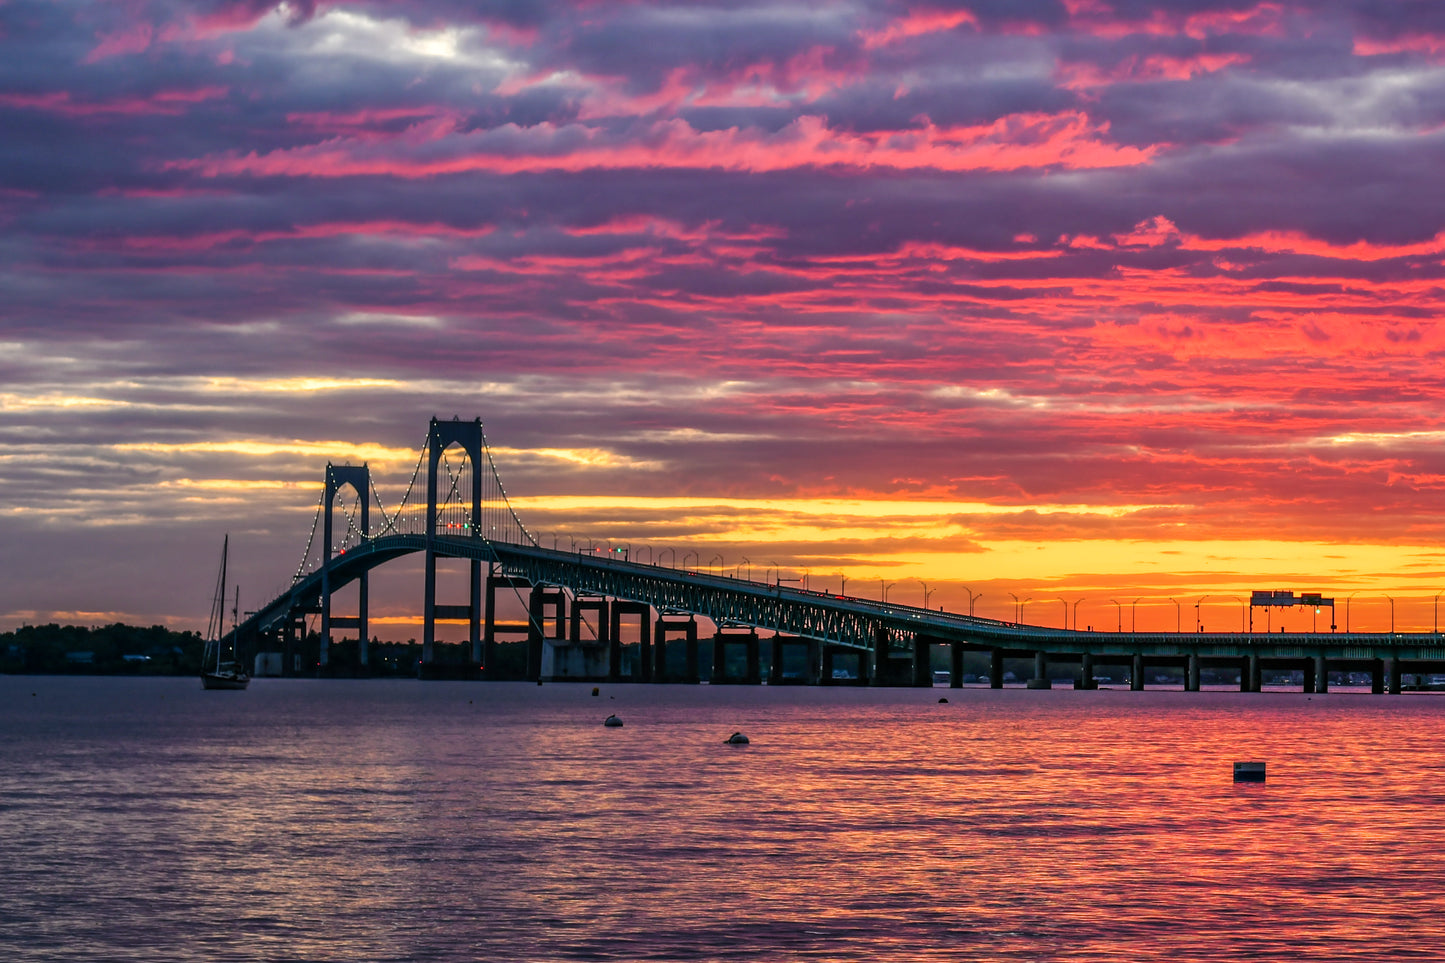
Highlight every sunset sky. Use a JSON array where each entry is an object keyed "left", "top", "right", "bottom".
[{"left": 6, "top": 0, "right": 1445, "bottom": 637}]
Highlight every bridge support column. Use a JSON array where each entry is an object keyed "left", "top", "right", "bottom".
[
  {"left": 468, "top": 560, "right": 482, "bottom": 667},
  {"left": 526, "top": 589, "right": 546, "bottom": 681},
  {"left": 1303, "top": 658, "right": 1316, "bottom": 694},
  {"left": 1131, "top": 653, "right": 1144, "bottom": 691},
  {"left": 950, "top": 644, "right": 964, "bottom": 688},
  {"left": 821, "top": 646, "right": 835, "bottom": 685},
  {"left": 1387, "top": 659, "right": 1402, "bottom": 695},
  {"left": 321, "top": 463, "right": 371, "bottom": 671},
  {"left": 990, "top": 649, "right": 1004, "bottom": 688},
  {"left": 1186, "top": 654, "right": 1199, "bottom": 692},
  {"left": 745, "top": 633, "right": 761, "bottom": 686},
  {"left": 611, "top": 601, "right": 652, "bottom": 683},
  {"left": 422, "top": 418, "right": 484, "bottom": 671},
  {"left": 1027, "top": 652, "right": 1051, "bottom": 689},
  {"left": 1371, "top": 658, "right": 1385, "bottom": 694},
  {"left": 653, "top": 632, "right": 667, "bottom": 683},
  {"left": 684, "top": 627, "right": 700, "bottom": 684},
  {"left": 1077, "top": 652, "right": 1097, "bottom": 689},
  {"left": 1315, "top": 655, "right": 1328, "bottom": 693},
  {"left": 769, "top": 636, "right": 785, "bottom": 685},
  {"left": 712, "top": 632, "right": 726, "bottom": 682},
  {"left": 484, "top": 571, "right": 535, "bottom": 678},
  {"left": 871, "top": 626, "right": 890, "bottom": 686},
  {"left": 913, "top": 636, "right": 932, "bottom": 687},
  {"left": 1243, "top": 654, "right": 1261, "bottom": 692}
]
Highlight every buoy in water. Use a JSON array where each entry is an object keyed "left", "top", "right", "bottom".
[
  {"left": 592, "top": 687, "right": 600, "bottom": 696},
  {"left": 604, "top": 714, "right": 624, "bottom": 727},
  {"left": 724, "top": 731, "right": 749, "bottom": 745},
  {"left": 938, "top": 697, "right": 949, "bottom": 703},
  {"left": 1233, "top": 761, "right": 1266, "bottom": 783}
]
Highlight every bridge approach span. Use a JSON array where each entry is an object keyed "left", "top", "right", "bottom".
[{"left": 238, "top": 533, "right": 1445, "bottom": 670}]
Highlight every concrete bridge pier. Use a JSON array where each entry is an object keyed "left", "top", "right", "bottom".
[
  {"left": 1244, "top": 654, "right": 1262, "bottom": 692},
  {"left": 1186, "top": 654, "right": 1200, "bottom": 692},
  {"left": 656, "top": 615, "right": 699, "bottom": 683},
  {"left": 1314, "top": 656, "right": 1328, "bottom": 692},
  {"left": 1076, "top": 652, "right": 1097, "bottom": 689},
  {"left": 610, "top": 601, "right": 652, "bottom": 682},
  {"left": 990, "top": 649, "right": 1004, "bottom": 688},
  {"left": 1371, "top": 658, "right": 1385, "bottom": 694},
  {"left": 1027, "top": 652, "right": 1051, "bottom": 689},
  {"left": 567, "top": 596, "right": 612, "bottom": 680},
  {"left": 821, "top": 646, "right": 834, "bottom": 685},
  {"left": 912, "top": 636, "right": 932, "bottom": 687},
  {"left": 484, "top": 571, "right": 536, "bottom": 675},
  {"left": 766, "top": 635, "right": 814, "bottom": 685},
  {"left": 711, "top": 628, "right": 760, "bottom": 684},
  {"left": 1131, "top": 653, "right": 1144, "bottom": 691},
  {"left": 1387, "top": 658, "right": 1402, "bottom": 695},
  {"left": 951, "top": 644, "right": 965, "bottom": 688}
]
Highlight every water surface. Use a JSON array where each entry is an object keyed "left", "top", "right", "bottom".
[{"left": 3, "top": 677, "right": 1443, "bottom": 961}]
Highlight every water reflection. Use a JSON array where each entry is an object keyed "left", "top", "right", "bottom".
[{"left": 3, "top": 678, "right": 1444, "bottom": 961}]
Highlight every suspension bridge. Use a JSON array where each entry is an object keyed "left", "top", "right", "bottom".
[{"left": 229, "top": 417, "right": 1445, "bottom": 693}]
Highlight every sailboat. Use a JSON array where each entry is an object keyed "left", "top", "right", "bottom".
[{"left": 202, "top": 535, "right": 250, "bottom": 690}]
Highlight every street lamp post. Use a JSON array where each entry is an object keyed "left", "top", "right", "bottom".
[
  {"left": 1072, "top": 597, "right": 1085, "bottom": 630},
  {"left": 709, "top": 554, "right": 723, "bottom": 575},
  {"left": 1346, "top": 592, "right": 1357, "bottom": 633},
  {"left": 881, "top": 579, "right": 894, "bottom": 603},
  {"left": 659, "top": 547, "right": 675, "bottom": 568},
  {"left": 738, "top": 557, "right": 752, "bottom": 581},
  {"left": 1131, "top": 598, "right": 1140, "bottom": 633},
  {"left": 919, "top": 580, "right": 933, "bottom": 609},
  {"left": 1387, "top": 595, "right": 1395, "bottom": 633},
  {"left": 1226, "top": 596, "right": 1244, "bottom": 632},
  {"left": 962, "top": 586, "right": 982, "bottom": 616},
  {"left": 1010, "top": 592, "right": 1023, "bottom": 623},
  {"left": 1195, "top": 595, "right": 1211, "bottom": 632},
  {"left": 1435, "top": 592, "right": 1442, "bottom": 634},
  {"left": 638, "top": 545, "right": 653, "bottom": 565},
  {"left": 1056, "top": 598, "right": 1068, "bottom": 630},
  {"left": 683, "top": 550, "right": 698, "bottom": 570},
  {"left": 1169, "top": 597, "right": 1180, "bottom": 633}
]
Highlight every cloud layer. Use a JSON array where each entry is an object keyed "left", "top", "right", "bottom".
[{"left": 5, "top": 0, "right": 1445, "bottom": 634}]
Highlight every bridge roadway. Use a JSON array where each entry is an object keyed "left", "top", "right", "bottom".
[{"left": 238, "top": 534, "right": 1445, "bottom": 691}]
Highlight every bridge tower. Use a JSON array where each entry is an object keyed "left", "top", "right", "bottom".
[
  {"left": 321, "top": 463, "right": 371, "bottom": 669},
  {"left": 423, "top": 417, "right": 484, "bottom": 665}
]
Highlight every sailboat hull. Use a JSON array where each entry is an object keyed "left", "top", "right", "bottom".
[{"left": 201, "top": 671, "right": 250, "bottom": 690}]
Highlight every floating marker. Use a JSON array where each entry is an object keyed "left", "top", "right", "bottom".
[
  {"left": 938, "top": 697, "right": 949, "bottom": 704},
  {"left": 604, "top": 714, "right": 624, "bottom": 727},
  {"left": 1233, "top": 761, "right": 1266, "bottom": 782},
  {"left": 592, "top": 687, "right": 600, "bottom": 696},
  {"left": 725, "top": 731, "right": 749, "bottom": 745}
]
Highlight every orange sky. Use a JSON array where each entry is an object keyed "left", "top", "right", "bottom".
[{"left": 4, "top": 1, "right": 1445, "bottom": 634}]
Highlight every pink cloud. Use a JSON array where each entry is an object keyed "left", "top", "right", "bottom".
[{"left": 169, "top": 110, "right": 1157, "bottom": 179}]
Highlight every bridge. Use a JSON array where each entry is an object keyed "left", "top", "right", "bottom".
[{"left": 230, "top": 417, "right": 1445, "bottom": 693}]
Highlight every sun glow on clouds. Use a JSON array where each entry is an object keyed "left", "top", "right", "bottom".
[
  {"left": 13, "top": 1, "right": 1445, "bottom": 629},
  {"left": 112, "top": 440, "right": 418, "bottom": 465}
]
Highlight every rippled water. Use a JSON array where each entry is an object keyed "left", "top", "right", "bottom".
[{"left": 4, "top": 677, "right": 1445, "bottom": 962}]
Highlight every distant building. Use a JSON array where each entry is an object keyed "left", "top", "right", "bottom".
[{"left": 65, "top": 651, "right": 95, "bottom": 665}]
